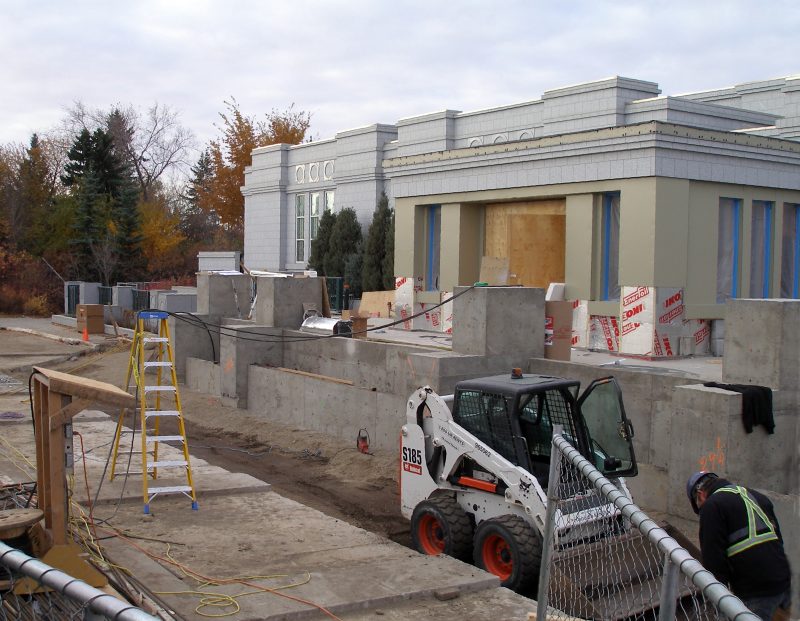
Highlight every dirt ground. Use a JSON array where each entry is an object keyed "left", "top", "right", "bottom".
[{"left": 42, "top": 344, "right": 412, "bottom": 547}]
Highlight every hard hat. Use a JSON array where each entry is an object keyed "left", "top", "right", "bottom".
[{"left": 686, "top": 471, "right": 717, "bottom": 514}]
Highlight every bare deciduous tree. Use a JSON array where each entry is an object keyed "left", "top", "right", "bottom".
[{"left": 64, "top": 101, "right": 195, "bottom": 200}]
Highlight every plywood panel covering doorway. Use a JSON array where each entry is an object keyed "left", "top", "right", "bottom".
[{"left": 484, "top": 200, "right": 566, "bottom": 287}]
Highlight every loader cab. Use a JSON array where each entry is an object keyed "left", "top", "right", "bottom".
[{"left": 451, "top": 373, "right": 636, "bottom": 486}]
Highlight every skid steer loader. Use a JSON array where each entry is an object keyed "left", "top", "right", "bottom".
[{"left": 400, "top": 370, "right": 681, "bottom": 618}]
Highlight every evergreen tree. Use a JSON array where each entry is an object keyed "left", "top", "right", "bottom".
[
  {"left": 382, "top": 209, "right": 395, "bottom": 290},
  {"left": 361, "top": 192, "right": 392, "bottom": 291},
  {"left": 69, "top": 170, "right": 104, "bottom": 280},
  {"left": 344, "top": 239, "right": 364, "bottom": 299},
  {"left": 17, "top": 135, "right": 53, "bottom": 254},
  {"left": 62, "top": 127, "right": 144, "bottom": 283},
  {"left": 62, "top": 129, "right": 94, "bottom": 188},
  {"left": 308, "top": 209, "right": 336, "bottom": 274},
  {"left": 324, "top": 207, "right": 362, "bottom": 278},
  {"left": 113, "top": 174, "right": 145, "bottom": 282}
]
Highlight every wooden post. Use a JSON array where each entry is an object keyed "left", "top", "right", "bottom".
[{"left": 25, "top": 367, "right": 136, "bottom": 588}]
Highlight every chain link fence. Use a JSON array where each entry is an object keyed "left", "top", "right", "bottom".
[
  {"left": 0, "top": 542, "right": 158, "bottom": 620},
  {"left": 0, "top": 485, "right": 158, "bottom": 620},
  {"left": 536, "top": 429, "right": 760, "bottom": 621}
]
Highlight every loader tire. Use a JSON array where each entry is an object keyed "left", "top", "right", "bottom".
[
  {"left": 473, "top": 515, "right": 542, "bottom": 593},
  {"left": 411, "top": 495, "right": 473, "bottom": 561}
]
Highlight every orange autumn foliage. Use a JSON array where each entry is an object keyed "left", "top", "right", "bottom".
[
  {"left": 198, "top": 100, "right": 310, "bottom": 236},
  {"left": 139, "top": 197, "right": 185, "bottom": 276}
]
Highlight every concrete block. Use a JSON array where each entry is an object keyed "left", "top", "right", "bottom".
[
  {"left": 168, "top": 314, "right": 220, "bottom": 381},
  {"left": 219, "top": 324, "right": 284, "bottom": 408},
  {"left": 246, "top": 365, "right": 404, "bottom": 450},
  {"left": 198, "top": 251, "right": 241, "bottom": 272},
  {"left": 667, "top": 384, "right": 738, "bottom": 519},
  {"left": 112, "top": 285, "right": 134, "bottom": 309},
  {"left": 373, "top": 393, "right": 408, "bottom": 449},
  {"left": 304, "top": 377, "right": 378, "bottom": 439},
  {"left": 723, "top": 299, "right": 800, "bottom": 389},
  {"left": 159, "top": 293, "right": 197, "bottom": 313},
  {"left": 79, "top": 282, "right": 101, "bottom": 305},
  {"left": 186, "top": 357, "right": 221, "bottom": 396},
  {"left": 254, "top": 276, "right": 323, "bottom": 328},
  {"left": 664, "top": 383, "right": 797, "bottom": 511},
  {"left": 196, "top": 273, "right": 252, "bottom": 319},
  {"left": 452, "top": 286, "right": 545, "bottom": 362},
  {"left": 765, "top": 491, "right": 800, "bottom": 610},
  {"left": 626, "top": 463, "right": 669, "bottom": 514},
  {"left": 725, "top": 405, "right": 797, "bottom": 496}
]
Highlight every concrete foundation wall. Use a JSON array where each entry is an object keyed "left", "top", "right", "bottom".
[
  {"left": 169, "top": 314, "right": 220, "bottom": 381},
  {"left": 254, "top": 277, "right": 323, "bottom": 328},
  {"left": 159, "top": 293, "right": 197, "bottom": 313},
  {"left": 246, "top": 365, "right": 407, "bottom": 450},
  {"left": 452, "top": 286, "right": 544, "bottom": 361},
  {"left": 79, "top": 282, "right": 100, "bottom": 305},
  {"left": 724, "top": 298, "right": 800, "bottom": 389},
  {"left": 220, "top": 325, "right": 284, "bottom": 408},
  {"left": 112, "top": 286, "right": 134, "bottom": 309},
  {"left": 186, "top": 357, "right": 221, "bottom": 396},
  {"left": 196, "top": 273, "right": 252, "bottom": 319},
  {"left": 667, "top": 384, "right": 798, "bottom": 518}
]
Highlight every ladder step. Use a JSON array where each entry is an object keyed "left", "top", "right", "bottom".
[
  {"left": 148, "top": 485, "right": 193, "bottom": 495},
  {"left": 145, "top": 410, "right": 181, "bottom": 418},
  {"left": 144, "top": 385, "right": 176, "bottom": 393},
  {"left": 147, "top": 460, "right": 187, "bottom": 469},
  {"left": 146, "top": 435, "right": 184, "bottom": 443},
  {"left": 144, "top": 361, "right": 173, "bottom": 368},
  {"left": 143, "top": 337, "right": 169, "bottom": 343}
]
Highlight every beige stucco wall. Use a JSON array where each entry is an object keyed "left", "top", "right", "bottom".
[
  {"left": 439, "top": 203, "right": 483, "bottom": 291},
  {"left": 565, "top": 194, "right": 594, "bottom": 300},
  {"left": 394, "top": 179, "right": 800, "bottom": 317},
  {"left": 685, "top": 183, "right": 800, "bottom": 319}
]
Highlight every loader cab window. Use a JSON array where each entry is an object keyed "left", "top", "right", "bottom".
[
  {"left": 577, "top": 378, "right": 637, "bottom": 477},
  {"left": 518, "top": 389, "right": 579, "bottom": 460},
  {"left": 454, "top": 390, "right": 517, "bottom": 465}
]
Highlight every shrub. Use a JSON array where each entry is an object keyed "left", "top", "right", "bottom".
[{"left": 23, "top": 294, "right": 50, "bottom": 316}]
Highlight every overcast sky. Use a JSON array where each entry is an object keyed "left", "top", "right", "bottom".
[{"left": 2, "top": 0, "right": 799, "bottom": 157}]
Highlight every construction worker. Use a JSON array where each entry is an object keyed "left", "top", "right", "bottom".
[{"left": 687, "top": 471, "right": 791, "bottom": 621}]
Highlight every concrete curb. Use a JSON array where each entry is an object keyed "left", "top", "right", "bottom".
[{"left": 0, "top": 325, "right": 96, "bottom": 348}]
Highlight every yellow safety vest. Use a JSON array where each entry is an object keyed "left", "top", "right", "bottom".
[{"left": 713, "top": 486, "right": 779, "bottom": 557}]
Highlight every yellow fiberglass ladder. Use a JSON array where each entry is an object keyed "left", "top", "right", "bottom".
[{"left": 110, "top": 310, "right": 198, "bottom": 514}]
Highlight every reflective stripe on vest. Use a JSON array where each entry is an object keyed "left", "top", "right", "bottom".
[{"left": 713, "top": 486, "right": 778, "bottom": 557}]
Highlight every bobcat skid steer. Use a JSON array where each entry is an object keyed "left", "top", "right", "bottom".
[{"left": 400, "top": 370, "right": 676, "bottom": 618}]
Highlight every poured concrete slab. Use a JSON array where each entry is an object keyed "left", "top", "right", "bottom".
[
  {"left": 101, "top": 491, "right": 502, "bottom": 620},
  {"left": 0, "top": 409, "right": 269, "bottom": 504}
]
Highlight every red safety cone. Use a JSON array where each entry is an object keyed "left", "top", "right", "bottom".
[{"left": 82, "top": 326, "right": 89, "bottom": 342}]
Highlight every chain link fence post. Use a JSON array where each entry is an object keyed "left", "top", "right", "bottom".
[{"left": 658, "top": 552, "right": 680, "bottom": 621}]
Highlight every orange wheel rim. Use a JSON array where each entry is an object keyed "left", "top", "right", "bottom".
[
  {"left": 417, "top": 514, "right": 445, "bottom": 555},
  {"left": 482, "top": 533, "right": 513, "bottom": 580}
]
